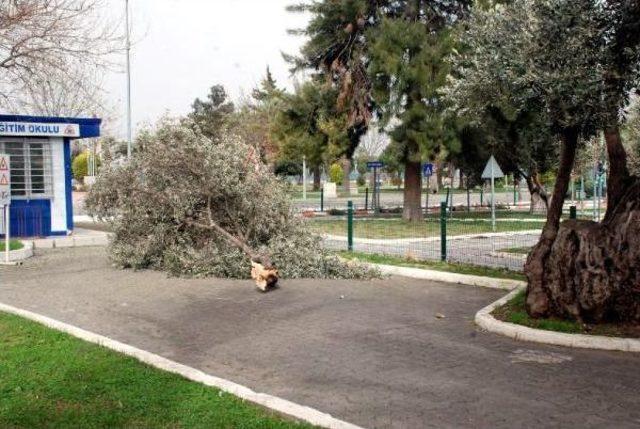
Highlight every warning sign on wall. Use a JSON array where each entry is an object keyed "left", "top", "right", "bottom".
[{"left": 0, "top": 154, "right": 10, "bottom": 206}]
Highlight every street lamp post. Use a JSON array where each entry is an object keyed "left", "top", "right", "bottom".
[{"left": 125, "top": 0, "right": 132, "bottom": 159}]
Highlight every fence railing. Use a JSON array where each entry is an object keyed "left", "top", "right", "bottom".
[{"left": 310, "top": 201, "right": 581, "bottom": 272}]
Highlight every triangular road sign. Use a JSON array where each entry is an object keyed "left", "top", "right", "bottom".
[
  {"left": 0, "top": 174, "right": 8, "bottom": 186},
  {"left": 482, "top": 155, "right": 505, "bottom": 179},
  {"left": 0, "top": 157, "right": 7, "bottom": 171}
]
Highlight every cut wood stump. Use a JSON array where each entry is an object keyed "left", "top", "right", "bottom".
[{"left": 251, "top": 262, "right": 279, "bottom": 292}]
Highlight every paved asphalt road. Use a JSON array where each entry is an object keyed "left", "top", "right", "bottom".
[{"left": 1, "top": 248, "right": 639, "bottom": 429}]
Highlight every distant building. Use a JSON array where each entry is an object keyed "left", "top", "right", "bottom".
[{"left": 0, "top": 115, "right": 101, "bottom": 237}]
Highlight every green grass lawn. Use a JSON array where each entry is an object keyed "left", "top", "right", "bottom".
[
  {"left": 308, "top": 218, "right": 543, "bottom": 239},
  {"left": 493, "top": 291, "right": 640, "bottom": 338},
  {"left": 0, "top": 312, "right": 314, "bottom": 429},
  {"left": 0, "top": 240, "right": 23, "bottom": 251},
  {"left": 337, "top": 251, "right": 526, "bottom": 281}
]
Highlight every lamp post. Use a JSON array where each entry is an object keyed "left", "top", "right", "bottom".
[{"left": 125, "top": 0, "right": 132, "bottom": 159}]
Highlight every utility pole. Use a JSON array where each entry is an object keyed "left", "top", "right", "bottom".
[{"left": 125, "top": 0, "right": 132, "bottom": 159}]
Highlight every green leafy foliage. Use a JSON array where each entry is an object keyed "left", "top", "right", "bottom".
[
  {"left": 71, "top": 151, "right": 100, "bottom": 181},
  {"left": 328, "top": 163, "right": 344, "bottom": 185},
  {"left": 189, "top": 84, "right": 235, "bottom": 140}
]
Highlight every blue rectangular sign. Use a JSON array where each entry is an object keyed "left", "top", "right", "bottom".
[
  {"left": 423, "top": 163, "right": 434, "bottom": 177},
  {"left": 367, "top": 161, "right": 384, "bottom": 169}
]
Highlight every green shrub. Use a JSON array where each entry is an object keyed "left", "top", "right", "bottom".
[
  {"left": 329, "top": 163, "right": 344, "bottom": 185},
  {"left": 72, "top": 152, "right": 101, "bottom": 181}
]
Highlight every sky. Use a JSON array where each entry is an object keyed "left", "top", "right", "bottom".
[{"left": 104, "top": 0, "right": 310, "bottom": 138}]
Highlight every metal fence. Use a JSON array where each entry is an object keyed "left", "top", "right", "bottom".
[{"left": 308, "top": 201, "right": 590, "bottom": 272}]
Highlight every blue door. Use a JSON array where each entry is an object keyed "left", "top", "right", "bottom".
[{"left": 9, "top": 200, "right": 51, "bottom": 237}]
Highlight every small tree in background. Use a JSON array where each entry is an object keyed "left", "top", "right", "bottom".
[
  {"left": 86, "top": 119, "right": 375, "bottom": 290},
  {"left": 189, "top": 85, "right": 235, "bottom": 140},
  {"left": 72, "top": 152, "right": 101, "bottom": 182},
  {"left": 328, "top": 163, "right": 344, "bottom": 185}
]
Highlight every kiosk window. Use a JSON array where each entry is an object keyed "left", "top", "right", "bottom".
[{"left": 0, "top": 139, "right": 53, "bottom": 198}]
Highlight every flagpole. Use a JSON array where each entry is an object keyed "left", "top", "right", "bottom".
[{"left": 125, "top": 0, "right": 132, "bottom": 159}]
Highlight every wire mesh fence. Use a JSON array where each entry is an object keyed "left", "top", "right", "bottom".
[{"left": 306, "top": 200, "right": 597, "bottom": 272}]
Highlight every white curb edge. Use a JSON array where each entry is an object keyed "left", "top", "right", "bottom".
[
  {"left": 475, "top": 287, "right": 640, "bottom": 353},
  {"left": 1, "top": 241, "right": 34, "bottom": 263},
  {"left": 0, "top": 302, "right": 365, "bottom": 429},
  {"left": 371, "top": 263, "right": 525, "bottom": 291}
]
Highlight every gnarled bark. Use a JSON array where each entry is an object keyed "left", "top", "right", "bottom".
[
  {"left": 525, "top": 126, "right": 640, "bottom": 323},
  {"left": 532, "top": 179, "right": 640, "bottom": 322},
  {"left": 604, "top": 126, "right": 631, "bottom": 221},
  {"left": 525, "top": 127, "right": 579, "bottom": 318}
]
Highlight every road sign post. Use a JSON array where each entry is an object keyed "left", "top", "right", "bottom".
[
  {"left": 482, "top": 155, "right": 504, "bottom": 232},
  {"left": 423, "top": 163, "right": 434, "bottom": 214},
  {"left": 0, "top": 154, "right": 10, "bottom": 264},
  {"left": 367, "top": 161, "right": 384, "bottom": 215}
]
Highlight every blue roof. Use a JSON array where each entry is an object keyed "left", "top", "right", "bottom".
[{"left": 0, "top": 114, "right": 101, "bottom": 139}]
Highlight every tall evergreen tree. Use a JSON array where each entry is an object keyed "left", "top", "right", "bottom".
[
  {"left": 190, "top": 84, "right": 235, "bottom": 140},
  {"left": 288, "top": 0, "right": 377, "bottom": 193},
  {"left": 368, "top": 0, "right": 471, "bottom": 221},
  {"left": 231, "top": 68, "right": 286, "bottom": 163},
  {"left": 272, "top": 80, "right": 341, "bottom": 190}
]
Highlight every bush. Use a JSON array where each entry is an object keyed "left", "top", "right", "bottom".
[
  {"left": 329, "top": 163, "right": 344, "bottom": 185},
  {"left": 86, "top": 119, "right": 376, "bottom": 281},
  {"left": 72, "top": 152, "right": 101, "bottom": 181}
]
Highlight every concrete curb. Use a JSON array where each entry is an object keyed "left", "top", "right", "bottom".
[
  {"left": 2, "top": 241, "right": 34, "bottom": 262},
  {"left": 475, "top": 287, "right": 640, "bottom": 353},
  {"left": 371, "top": 263, "right": 525, "bottom": 290},
  {"left": 0, "top": 302, "right": 364, "bottom": 429},
  {"left": 31, "top": 234, "right": 109, "bottom": 250}
]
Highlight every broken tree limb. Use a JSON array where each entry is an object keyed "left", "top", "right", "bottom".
[{"left": 185, "top": 218, "right": 279, "bottom": 291}]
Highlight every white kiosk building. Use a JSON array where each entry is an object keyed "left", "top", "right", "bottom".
[{"left": 0, "top": 115, "right": 101, "bottom": 237}]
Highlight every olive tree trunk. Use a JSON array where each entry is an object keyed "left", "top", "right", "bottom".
[{"left": 525, "top": 126, "right": 640, "bottom": 323}]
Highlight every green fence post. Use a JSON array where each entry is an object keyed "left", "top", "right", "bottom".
[
  {"left": 320, "top": 188, "right": 324, "bottom": 212},
  {"left": 347, "top": 200, "right": 354, "bottom": 252},
  {"left": 513, "top": 178, "right": 517, "bottom": 206},
  {"left": 570, "top": 205, "right": 577, "bottom": 220},
  {"left": 480, "top": 187, "right": 484, "bottom": 207},
  {"left": 440, "top": 201, "right": 447, "bottom": 262}
]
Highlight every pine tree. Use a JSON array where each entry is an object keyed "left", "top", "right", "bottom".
[
  {"left": 368, "top": 0, "right": 471, "bottom": 221},
  {"left": 288, "top": 0, "right": 377, "bottom": 193},
  {"left": 231, "top": 67, "right": 286, "bottom": 164},
  {"left": 271, "top": 80, "right": 341, "bottom": 190},
  {"left": 189, "top": 84, "right": 235, "bottom": 140}
]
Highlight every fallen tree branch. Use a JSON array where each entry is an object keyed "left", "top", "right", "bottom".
[{"left": 185, "top": 217, "right": 278, "bottom": 291}]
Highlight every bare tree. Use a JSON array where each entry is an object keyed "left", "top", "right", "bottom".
[
  {"left": 7, "top": 64, "right": 109, "bottom": 117},
  {"left": 359, "top": 126, "right": 389, "bottom": 159},
  {"left": 0, "top": 0, "right": 121, "bottom": 110}
]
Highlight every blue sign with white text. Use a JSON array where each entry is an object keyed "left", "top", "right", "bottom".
[
  {"left": 367, "top": 161, "right": 384, "bottom": 170},
  {"left": 423, "top": 163, "right": 434, "bottom": 177}
]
